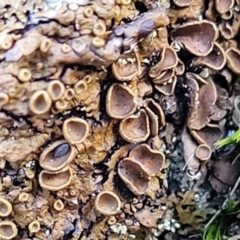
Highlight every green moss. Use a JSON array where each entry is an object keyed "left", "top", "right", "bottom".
[
  {"left": 215, "top": 129, "right": 240, "bottom": 149},
  {"left": 203, "top": 199, "right": 240, "bottom": 240}
]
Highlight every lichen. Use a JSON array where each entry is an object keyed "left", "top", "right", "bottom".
[{"left": 0, "top": 0, "right": 238, "bottom": 239}]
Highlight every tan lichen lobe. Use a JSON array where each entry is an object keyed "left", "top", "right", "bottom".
[
  {"left": 0, "top": 133, "right": 49, "bottom": 162},
  {"left": 5, "top": 30, "right": 43, "bottom": 62}
]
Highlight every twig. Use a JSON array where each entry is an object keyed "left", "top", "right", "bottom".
[
  {"left": 204, "top": 175, "right": 240, "bottom": 231},
  {"left": 230, "top": 175, "right": 240, "bottom": 198},
  {"left": 182, "top": 151, "right": 194, "bottom": 171}
]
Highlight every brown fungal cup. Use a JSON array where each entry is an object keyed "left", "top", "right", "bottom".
[
  {"left": 149, "top": 47, "right": 178, "bottom": 78},
  {"left": 195, "top": 144, "right": 212, "bottom": 161},
  {"left": 129, "top": 144, "right": 165, "bottom": 176},
  {"left": 144, "top": 98, "right": 166, "bottom": 136},
  {"left": 112, "top": 52, "right": 140, "bottom": 81},
  {"left": 62, "top": 117, "right": 89, "bottom": 144},
  {"left": 181, "top": 127, "right": 201, "bottom": 176},
  {"left": 0, "top": 221, "right": 18, "bottom": 240},
  {"left": 29, "top": 90, "right": 52, "bottom": 115},
  {"left": 119, "top": 109, "right": 150, "bottom": 143},
  {"left": 0, "top": 198, "right": 12, "bottom": 217},
  {"left": 94, "top": 191, "right": 121, "bottom": 216},
  {"left": 39, "top": 140, "right": 76, "bottom": 171},
  {"left": 171, "top": 20, "right": 218, "bottom": 56},
  {"left": 188, "top": 80, "right": 217, "bottom": 130},
  {"left": 118, "top": 158, "right": 149, "bottom": 195},
  {"left": 152, "top": 69, "right": 175, "bottom": 84},
  {"left": 226, "top": 48, "right": 240, "bottom": 74},
  {"left": 55, "top": 99, "right": 69, "bottom": 111},
  {"left": 106, "top": 83, "right": 136, "bottom": 119},
  {"left": 195, "top": 42, "right": 226, "bottom": 70},
  {"left": 39, "top": 166, "right": 72, "bottom": 191},
  {"left": 215, "top": 0, "right": 234, "bottom": 14},
  {"left": 155, "top": 76, "right": 177, "bottom": 96}
]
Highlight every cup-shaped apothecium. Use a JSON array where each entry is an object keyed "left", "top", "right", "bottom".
[
  {"left": 195, "top": 144, "right": 212, "bottom": 161},
  {"left": 39, "top": 140, "right": 75, "bottom": 171},
  {"left": 118, "top": 158, "right": 149, "bottom": 195},
  {"left": 18, "top": 193, "right": 29, "bottom": 203},
  {"left": 29, "top": 90, "right": 52, "bottom": 115},
  {"left": 0, "top": 198, "right": 12, "bottom": 217},
  {"left": 119, "top": 109, "right": 150, "bottom": 143},
  {"left": 106, "top": 83, "right": 136, "bottom": 119},
  {"left": 0, "top": 221, "right": 18, "bottom": 240},
  {"left": 171, "top": 20, "right": 217, "bottom": 56},
  {"left": 28, "top": 220, "right": 40, "bottom": 233},
  {"left": 94, "top": 191, "right": 121, "bottom": 216},
  {"left": 62, "top": 117, "right": 89, "bottom": 144},
  {"left": 39, "top": 166, "right": 72, "bottom": 191},
  {"left": 129, "top": 144, "right": 165, "bottom": 176},
  {"left": 53, "top": 199, "right": 65, "bottom": 212},
  {"left": 47, "top": 80, "right": 65, "bottom": 101}
]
